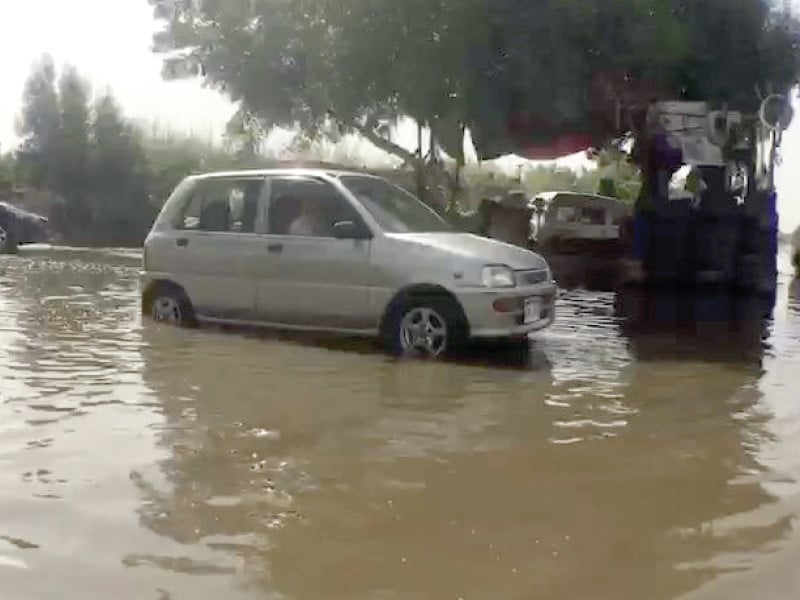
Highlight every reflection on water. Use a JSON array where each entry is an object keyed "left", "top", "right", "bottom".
[
  {"left": 1, "top": 249, "right": 800, "bottom": 599},
  {"left": 614, "top": 288, "right": 773, "bottom": 364}
]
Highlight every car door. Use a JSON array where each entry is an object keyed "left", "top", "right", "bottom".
[
  {"left": 255, "top": 176, "right": 373, "bottom": 331},
  {"left": 168, "top": 176, "right": 267, "bottom": 321}
]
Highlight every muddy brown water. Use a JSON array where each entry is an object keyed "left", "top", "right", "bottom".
[{"left": 1, "top": 246, "right": 800, "bottom": 600}]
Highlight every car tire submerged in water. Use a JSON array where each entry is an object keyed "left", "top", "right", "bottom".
[
  {"left": 0, "top": 226, "right": 18, "bottom": 254},
  {"left": 382, "top": 292, "right": 468, "bottom": 358},
  {"left": 146, "top": 284, "right": 196, "bottom": 328}
]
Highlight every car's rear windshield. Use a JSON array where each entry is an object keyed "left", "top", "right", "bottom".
[{"left": 340, "top": 176, "right": 452, "bottom": 233}]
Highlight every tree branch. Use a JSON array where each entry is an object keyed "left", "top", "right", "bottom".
[
  {"left": 342, "top": 114, "right": 458, "bottom": 208},
  {"left": 349, "top": 116, "right": 421, "bottom": 167}
]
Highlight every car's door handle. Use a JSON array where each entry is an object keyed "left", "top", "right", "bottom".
[
  {"left": 267, "top": 243, "right": 283, "bottom": 254},
  {"left": 176, "top": 238, "right": 189, "bottom": 247}
]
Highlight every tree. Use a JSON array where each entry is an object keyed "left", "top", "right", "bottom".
[
  {"left": 58, "top": 67, "right": 91, "bottom": 190},
  {"left": 56, "top": 65, "right": 92, "bottom": 228},
  {"left": 224, "top": 108, "right": 267, "bottom": 165},
  {"left": 16, "top": 55, "right": 61, "bottom": 187},
  {"left": 147, "top": 0, "right": 486, "bottom": 204},
  {"left": 12, "top": 58, "right": 254, "bottom": 245},
  {"left": 149, "top": 0, "right": 799, "bottom": 163},
  {"left": 87, "top": 93, "right": 154, "bottom": 244},
  {"left": 0, "top": 150, "right": 15, "bottom": 191},
  {"left": 144, "top": 125, "right": 240, "bottom": 206}
]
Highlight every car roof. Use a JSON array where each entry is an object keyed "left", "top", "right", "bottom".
[
  {"left": 188, "top": 168, "right": 381, "bottom": 181},
  {"left": 535, "top": 190, "right": 621, "bottom": 202},
  {"left": 535, "top": 191, "right": 630, "bottom": 211},
  {"left": 0, "top": 201, "right": 47, "bottom": 220}
]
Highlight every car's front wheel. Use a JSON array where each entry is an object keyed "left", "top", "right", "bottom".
[
  {"left": 383, "top": 293, "right": 467, "bottom": 358},
  {"left": 147, "top": 284, "right": 196, "bottom": 328}
]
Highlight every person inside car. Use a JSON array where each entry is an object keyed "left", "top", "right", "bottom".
[{"left": 288, "top": 196, "right": 327, "bottom": 236}]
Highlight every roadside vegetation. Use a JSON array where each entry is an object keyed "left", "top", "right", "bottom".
[
  {"left": 1, "top": 0, "right": 797, "bottom": 246},
  {"left": 0, "top": 58, "right": 638, "bottom": 246}
]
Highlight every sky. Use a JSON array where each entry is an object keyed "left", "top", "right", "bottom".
[
  {"left": 0, "top": 0, "right": 235, "bottom": 146},
  {"left": 0, "top": 0, "right": 798, "bottom": 232}
]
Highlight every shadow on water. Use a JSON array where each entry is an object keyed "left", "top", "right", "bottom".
[{"left": 210, "top": 323, "right": 555, "bottom": 373}]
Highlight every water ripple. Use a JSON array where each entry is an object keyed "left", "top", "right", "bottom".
[{"left": 1, "top": 247, "right": 800, "bottom": 600}]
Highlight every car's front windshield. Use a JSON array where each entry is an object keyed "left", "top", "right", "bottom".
[{"left": 340, "top": 176, "right": 452, "bottom": 233}]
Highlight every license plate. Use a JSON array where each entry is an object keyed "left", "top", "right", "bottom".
[{"left": 524, "top": 298, "right": 542, "bottom": 324}]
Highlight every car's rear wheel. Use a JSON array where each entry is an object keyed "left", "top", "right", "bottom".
[
  {"left": 383, "top": 293, "right": 467, "bottom": 358},
  {"left": 0, "top": 225, "right": 17, "bottom": 254},
  {"left": 147, "top": 284, "right": 195, "bottom": 328}
]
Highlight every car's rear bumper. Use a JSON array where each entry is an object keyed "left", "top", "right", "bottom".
[{"left": 455, "top": 283, "right": 557, "bottom": 339}]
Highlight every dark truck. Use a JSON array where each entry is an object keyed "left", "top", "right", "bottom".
[{"left": 0, "top": 202, "right": 50, "bottom": 253}]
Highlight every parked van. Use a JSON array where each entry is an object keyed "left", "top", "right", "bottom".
[
  {"left": 141, "top": 169, "right": 557, "bottom": 357},
  {"left": 531, "top": 191, "right": 632, "bottom": 254}
]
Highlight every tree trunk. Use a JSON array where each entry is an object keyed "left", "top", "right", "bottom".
[
  {"left": 351, "top": 117, "right": 420, "bottom": 166},
  {"left": 349, "top": 116, "right": 454, "bottom": 212},
  {"left": 415, "top": 121, "right": 427, "bottom": 201},
  {"left": 448, "top": 123, "right": 467, "bottom": 213}
]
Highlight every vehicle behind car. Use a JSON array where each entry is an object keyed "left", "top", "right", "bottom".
[
  {"left": 141, "top": 169, "right": 557, "bottom": 357},
  {"left": 0, "top": 202, "right": 50, "bottom": 253},
  {"left": 532, "top": 191, "right": 632, "bottom": 254}
]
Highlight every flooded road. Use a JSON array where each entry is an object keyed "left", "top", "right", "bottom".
[{"left": 1, "top": 247, "right": 800, "bottom": 600}]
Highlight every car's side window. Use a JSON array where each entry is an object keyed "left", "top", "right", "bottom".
[
  {"left": 555, "top": 206, "right": 578, "bottom": 223},
  {"left": 580, "top": 207, "right": 606, "bottom": 225},
  {"left": 267, "top": 177, "right": 362, "bottom": 237},
  {"left": 177, "top": 178, "right": 264, "bottom": 233}
]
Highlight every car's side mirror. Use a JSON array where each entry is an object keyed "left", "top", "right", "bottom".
[{"left": 332, "top": 220, "right": 370, "bottom": 240}]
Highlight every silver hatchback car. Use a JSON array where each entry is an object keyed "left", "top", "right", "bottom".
[{"left": 141, "top": 169, "right": 556, "bottom": 356}]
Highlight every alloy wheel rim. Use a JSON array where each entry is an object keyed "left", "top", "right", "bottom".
[
  {"left": 399, "top": 307, "right": 448, "bottom": 357},
  {"left": 152, "top": 296, "right": 182, "bottom": 323}
]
